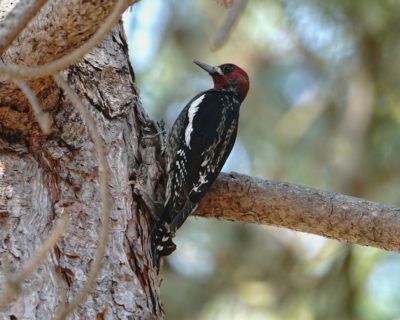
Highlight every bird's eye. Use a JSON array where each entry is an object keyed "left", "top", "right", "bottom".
[{"left": 222, "top": 65, "right": 234, "bottom": 74}]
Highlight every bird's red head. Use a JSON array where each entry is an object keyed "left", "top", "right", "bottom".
[{"left": 194, "top": 60, "right": 249, "bottom": 102}]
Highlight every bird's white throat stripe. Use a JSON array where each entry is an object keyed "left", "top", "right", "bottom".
[{"left": 185, "top": 94, "right": 204, "bottom": 148}]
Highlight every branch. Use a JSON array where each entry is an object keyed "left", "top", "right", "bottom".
[
  {"left": 0, "top": 0, "right": 136, "bottom": 107},
  {"left": 0, "top": 0, "right": 48, "bottom": 55},
  {"left": 0, "top": 0, "right": 135, "bottom": 65},
  {"left": 14, "top": 79, "right": 52, "bottom": 134},
  {"left": 0, "top": 0, "right": 132, "bottom": 80},
  {"left": 209, "top": 0, "right": 248, "bottom": 51},
  {"left": 196, "top": 172, "right": 400, "bottom": 252}
]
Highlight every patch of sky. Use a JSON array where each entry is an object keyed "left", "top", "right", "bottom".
[
  {"left": 287, "top": 2, "right": 355, "bottom": 64},
  {"left": 367, "top": 254, "right": 400, "bottom": 317},
  {"left": 282, "top": 67, "right": 316, "bottom": 105},
  {"left": 123, "top": 0, "right": 170, "bottom": 72}
]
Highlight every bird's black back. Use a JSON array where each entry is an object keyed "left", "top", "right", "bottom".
[
  {"left": 164, "top": 89, "right": 241, "bottom": 230},
  {"left": 151, "top": 89, "right": 242, "bottom": 262}
]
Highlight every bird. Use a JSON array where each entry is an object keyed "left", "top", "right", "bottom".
[{"left": 151, "top": 60, "right": 249, "bottom": 265}]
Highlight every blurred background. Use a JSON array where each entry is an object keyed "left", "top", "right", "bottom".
[{"left": 123, "top": 1, "right": 400, "bottom": 319}]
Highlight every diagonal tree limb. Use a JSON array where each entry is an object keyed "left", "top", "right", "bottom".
[
  {"left": 0, "top": 0, "right": 132, "bottom": 80},
  {"left": 0, "top": 0, "right": 137, "bottom": 108},
  {"left": 195, "top": 172, "right": 400, "bottom": 252},
  {"left": 209, "top": 0, "right": 248, "bottom": 51},
  {"left": 0, "top": 0, "right": 48, "bottom": 55}
]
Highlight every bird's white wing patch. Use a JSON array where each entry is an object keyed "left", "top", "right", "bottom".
[
  {"left": 192, "top": 172, "right": 209, "bottom": 192},
  {"left": 185, "top": 94, "right": 205, "bottom": 148}
]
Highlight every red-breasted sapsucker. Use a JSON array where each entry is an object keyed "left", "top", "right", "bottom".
[{"left": 151, "top": 60, "right": 250, "bottom": 264}]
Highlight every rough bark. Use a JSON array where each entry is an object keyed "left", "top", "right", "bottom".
[
  {"left": 0, "top": 0, "right": 133, "bottom": 119},
  {"left": 197, "top": 172, "right": 400, "bottom": 252},
  {"left": 0, "top": 0, "right": 164, "bottom": 317},
  {"left": 0, "top": 24, "right": 164, "bottom": 318},
  {"left": 1, "top": 0, "right": 400, "bottom": 319}
]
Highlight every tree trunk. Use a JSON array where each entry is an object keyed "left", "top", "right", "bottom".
[{"left": 0, "top": 15, "right": 163, "bottom": 320}]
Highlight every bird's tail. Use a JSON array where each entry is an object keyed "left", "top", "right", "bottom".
[
  {"left": 170, "top": 200, "right": 198, "bottom": 231},
  {"left": 150, "top": 200, "right": 198, "bottom": 267},
  {"left": 151, "top": 218, "right": 176, "bottom": 266}
]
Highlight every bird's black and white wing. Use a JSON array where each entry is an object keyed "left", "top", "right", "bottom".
[{"left": 164, "top": 89, "right": 240, "bottom": 231}]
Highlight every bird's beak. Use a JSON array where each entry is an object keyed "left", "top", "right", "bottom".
[{"left": 193, "top": 60, "right": 222, "bottom": 75}]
